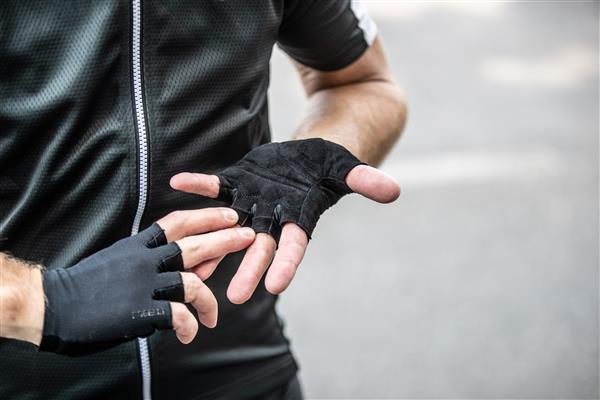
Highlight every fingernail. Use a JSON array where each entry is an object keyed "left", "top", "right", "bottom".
[
  {"left": 222, "top": 208, "right": 238, "bottom": 222},
  {"left": 239, "top": 227, "right": 255, "bottom": 238}
]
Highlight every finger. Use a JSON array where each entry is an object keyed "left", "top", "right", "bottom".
[
  {"left": 170, "top": 302, "right": 199, "bottom": 344},
  {"left": 170, "top": 172, "right": 220, "bottom": 198},
  {"left": 227, "top": 233, "right": 276, "bottom": 304},
  {"left": 156, "top": 208, "right": 238, "bottom": 243},
  {"left": 265, "top": 224, "right": 308, "bottom": 295},
  {"left": 177, "top": 226, "right": 255, "bottom": 268},
  {"left": 345, "top": 164, "right": 400, "bottom": 204},
  {"left": 181, "top": 272, "right": 218, "bottom": 328},
  {"left": 192, "top": 255, "right": 226, "bottom": 281}
]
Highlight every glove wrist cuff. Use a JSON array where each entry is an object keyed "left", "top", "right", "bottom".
[{"left": 39, "top": 269, "right": 62, "bottom": 353}]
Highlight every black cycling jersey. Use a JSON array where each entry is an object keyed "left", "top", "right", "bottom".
[{"left": 0, "top": 1, "right": 376, "bottom": 399}]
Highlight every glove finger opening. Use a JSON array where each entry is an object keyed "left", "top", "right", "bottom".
[
  {"left": 230, "top": 196, "right": 255, "bottom": 227},
  {"left": 137, "top": 223, "right": 168, "bottom": 248},
  {"left": 153, "top": 272, "right": 185, "bottom": 303},
  {"left": 216, "top": 176, "right": 235, "bottom": 202},
  {"left": 250, "top": 203, "right": 282, "bottom": 243},
  {"left": 153, "top": 242, "right": 184, "bottom": 272}
]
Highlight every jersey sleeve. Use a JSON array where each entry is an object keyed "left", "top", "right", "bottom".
[{"left": 277, "top": 0, "right": 377, "bottom": 71}]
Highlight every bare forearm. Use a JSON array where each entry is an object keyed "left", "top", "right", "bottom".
[
  {"left": 294, "top": 78, "right": 406, "bottom": 166},
  {"left": 0, "top": 253, "right": 44, "bottom": 345},
  {"left": 293, "top": 37, "right": 407, "bottom": 166}
]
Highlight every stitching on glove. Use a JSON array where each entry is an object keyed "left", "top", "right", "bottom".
[
  {"left": 145, "top": 225, "right": 166, "bottom": 248},
  {"left": 159, "top": 246, "right": 183, "bottom": 272}
]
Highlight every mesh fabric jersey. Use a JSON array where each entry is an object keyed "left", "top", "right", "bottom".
[{"left": 0, "top": 1, "right": 376, "bottom": 398}]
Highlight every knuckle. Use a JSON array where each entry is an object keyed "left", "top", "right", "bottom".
[
  {"left": 246, "top": 269, "right": 263, "bottom": 283},
  {"left": 255, "top": 245, "right": 272, "bottom": 260},
  {"left": 188, "top": 273, "right": 202, "bottom": 289},
  {"left": 161, "top": 211, "right": 184, "bottom": 235},
  {"left": 226, "top": 230, "right": 238, "bottom": 246},
  {"left": 215, "top": 207, "right": 229, "bottom": 218},
  {"left": 280, "top": 258, "right": 298, "bottom": 272},
  {"left": 175, "top": 237, "right": 189, "bottom": 251},
  {"left": 165, "top": 210, "right": 178, "bottom": 223},
  {"left": 182, "top": 273, "right": 201, "bottom": 292},
  {"left": 170, "top": 210, "right": 186, "bottom": 226},
  {"left": 279, "top": 268, "right": 295, "bottom": 284},
  {"left": 171, "top": 304, "right": 187, "bottom": 325},
  {"left": 238, "top": 266, "right": 261, "bottom": 284},
  {"left": 192, "top": 238, "right": 203, "bottom": 252},
  {"left": 179, "top": 236, "right": 201, "bottom": 253}
]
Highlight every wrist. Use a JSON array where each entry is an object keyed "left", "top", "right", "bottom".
[{"left": 0, "top": 258, "right": 45, "bottom": 346}]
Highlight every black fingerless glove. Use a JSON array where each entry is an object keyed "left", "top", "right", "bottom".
[
  {"left": 41, "top": 223, "right": 184, "bottom": 356},
  {"left": 216, "top": 138, "right": 364, "bottom": 241}
]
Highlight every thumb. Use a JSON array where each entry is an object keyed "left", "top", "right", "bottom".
[{"left": 345, "top": 164, "right": 400, "bottom": 203}]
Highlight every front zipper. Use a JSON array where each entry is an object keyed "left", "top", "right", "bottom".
[{"left": 130, "top": 0, "right": 152, "bottom": 399}]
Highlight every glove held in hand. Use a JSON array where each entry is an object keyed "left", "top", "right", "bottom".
[
  {"left": 216, "top": 138, "right": 364, "bottom": 241},
  {"left": 40, "top": 223, "right": 184, "bottom": 356}
]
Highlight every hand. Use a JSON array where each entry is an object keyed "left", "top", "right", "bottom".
[
  {"left": 40, "top": 208, "right": 254, "bottom": 355},
  {"left": 170, "top": 139, "right": 399, "bottom": 304}
]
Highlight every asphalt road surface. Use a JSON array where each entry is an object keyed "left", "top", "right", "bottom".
[{"left": 268, "top": 2, "right": 599, "bottom": 398}]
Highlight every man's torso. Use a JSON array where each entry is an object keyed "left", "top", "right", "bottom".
[{"left": 0, "top": 2, "right": 296, "bottom": 398}]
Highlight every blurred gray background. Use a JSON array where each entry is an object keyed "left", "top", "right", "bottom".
[{"left": 269, "top": 1, "right": 599, "bottom": 399}]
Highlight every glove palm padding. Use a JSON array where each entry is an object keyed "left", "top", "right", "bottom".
[{"left": 217, "top": 138, "right": 363, "bottom": 241}]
